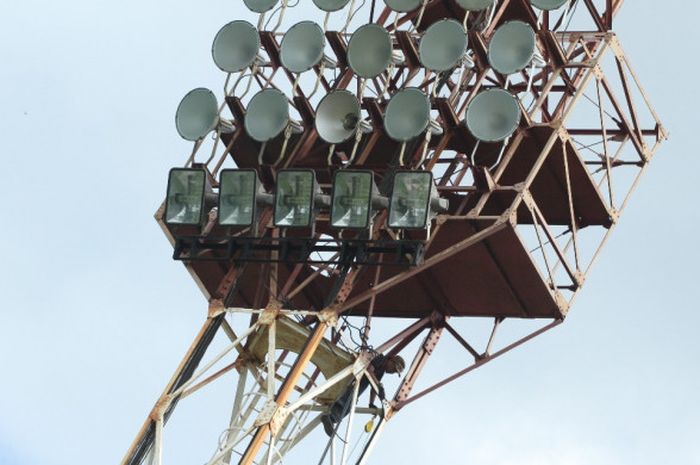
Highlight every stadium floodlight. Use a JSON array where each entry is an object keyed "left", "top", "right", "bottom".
[
  {"left": 330, "top": 170, "right": 387, "bottom": 229},
  {"left": 384, "top": 88, "right": 431, "bottom": 142},
  {"left": 280, "top": 21, "right": 327, "bottom": 73},
  {"left": 244, "top": 89, "right": 303, "bottom": 165},
  {"left": 465, "top": 88, "right": 521, "bottom": 143},
  {"left": 313, "top": 0, "right": 351, "bottom": 12},
  {"left": 456, "top": 0, "right": 495, "bottom": 11},
  {"left": 315, "top": 90, "right": 362, "bottom": 144},
  {"left": 419, "top": 19, "right": 468, "bottom": 72},
  {"left": 388, "top": 171, "right": 448, "bottom": 229},
  {"left": 488, "top": 21, "right": 538, "bottom": 75},
  {"left": 384, "top": 0, "right": 422, "bottom": 12},
  {"left": 347, "top": 24, "right": 398, "bottom": 82},
  {"left": 456, "top": 0, "right": 496, "bottom": 31},
  {"left": 384, "top": 88, "right": 443, "bottom": 165},
  {"left": 211, "top": 21, "right": 261, "bottom": 73},
  {"left": 280, "top": 21, "right": 335, "bottom": 97},
  {"left": 244, "top": 89, "right": 293, "bottom": 143},
  {"left": 165, "top": 168, "right": 207, "bottom": 226},
  {"left": 243, "top": 0, "right": 278, "bottom": 13},
  {"left": 175, "top": 88, "right": 232, "bottom": 141},
  {"left": 218, "top": 169, "right": 272, "bottom": 227},
  {"left": 531, "top": 0, "right": 568, "bottom": 10},
  {"left": 274, "top": 170, "right": 321, "bottom": 228}
]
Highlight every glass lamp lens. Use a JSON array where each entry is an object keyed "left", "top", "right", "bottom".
[
  {"left": 331, "top": 171, "right": 373, "bottom": 229},
  {"left": 274, "top": 171, "right": 315, "bottom": 227},
  {"left": 388, "top": 171, "right": 433, "bottom": 229},
  {"left": 165, "top": 169, "right": 206, "bottom": 225},
  {"left": 219, "top": 170, "right": 257, "bottom": 226}
]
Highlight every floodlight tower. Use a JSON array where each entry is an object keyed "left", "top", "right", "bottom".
[{"left": 122, "top": 1, "right": 666, "bottom": 465}]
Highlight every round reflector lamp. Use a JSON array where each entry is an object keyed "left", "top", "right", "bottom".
[
  {"left": 212, "top": 21, "right": 260, "bottom": 73},
  {"left": 175, "top": 88, "right": 219, "bottom": 141},
  {"left": 465, "top": 88, "right": 521, "bottom": 142},
  {"left": 384, "top": 88, "right": 431, "bottom": 142},
  {"left": 244, "top": 89, "right": 290, "bottom": 143},
  {"left": 419, "top": 19, "right": 468, "bottom": 72}
]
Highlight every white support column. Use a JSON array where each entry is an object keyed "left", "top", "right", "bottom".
[{"left": 340, "top": 380, "right": 361, "bottom": 465}]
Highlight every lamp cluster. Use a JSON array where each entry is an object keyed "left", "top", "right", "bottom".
[
  {"left": 165, "top": 0, "right": 574, "bottom": 251},
  {"left": 173, "top": 0, "right": 571, "bottom": 156},
  {"left": 165, "top": 169, "right": 448, "bottom": 231}
]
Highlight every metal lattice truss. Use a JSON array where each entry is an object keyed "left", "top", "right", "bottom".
[{"left": 122, "top": 1, "right": 666, "bottom": 464}]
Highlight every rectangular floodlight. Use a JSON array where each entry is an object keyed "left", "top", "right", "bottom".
[
  {"left": 165, "top": 168, "right": 206, "bottom": 226},
  {"left": 330, "top": 170, "right": 374, "bottom": 229},
  {"left": 388, "top": 170, "right": 434, "bottom": 229},
  {"left": 274, "top": 170, "right": 316, "bottom": 228},
  {"left": 218, "top": 169, "right": 258, "bottom": 227}
]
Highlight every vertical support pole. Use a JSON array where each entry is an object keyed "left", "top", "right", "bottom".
[
  {"left": 222, "top": 367, "right": 250, "bottom": 465},
  {"left": 267, "top": 320, "right": 277, "bottom": 399},
  {"left": 153, "top": 417, "right": 164, "bottom": 465},
  {"left": 340, "top": 380, "right": 361, "bottom": 465},
  {"left": 330, "top": 436, "right": 337, "bottom": 465}
]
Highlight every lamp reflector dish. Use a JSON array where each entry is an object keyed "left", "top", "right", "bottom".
[
  {"left": 331, "top": 170, "right": 374, "bottom": 229},
  {"left": 280, "top": 21, "right": 325, "bottom": 73},
  {"left": 165, "top": 169, "right": 206, "bottom": 225},
  {"left": 384, "top": 88, "right": 431, "bottom": 142},
  {"left": 388, "top": 171, "right": 434, "bottom": 229},
  {"left": 488, "top": 20, "right": 536, "bottom": 75},
  {"left": 347, "top": 24, "right": 393, "bottom": 79},
  {"left": 456, "top": 0, "right": 495, "bottom": 11},
  {"left": 244, "top": 89, "right": 290, "bottom": 142},
  {"left": 531, "top": 0, "right": 568, "bottom": 10},
  {"left": 315, "top": 90, "right": 362, "bottom": 144},
  {"left": 419, "top": 19, "right": 467, "bottom": 72},
  {"left": 465, "top": 88, "right": 521, "bottom": 142},
  {"left": 313, "top": 0, "right": 351, "bottom": 11},
  {"left": 243, "top": 0, "right": 278, "bottom": 13},
  {"left": 274, "top": 170, "right": 316, "bottom": 228},
  {"left": 212, "top": 21, "right": 260, "bottom": 73},
  {"left": 219, "top": 169, "right": 258, "bottom": 226},
  {"left": 175, "top": 88, "right": 219, "bottom": 141},
  {"left": 384, "top": 0, "right": 422, "bottom": 12}
]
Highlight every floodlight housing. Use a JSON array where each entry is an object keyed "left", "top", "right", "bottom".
[
  {"left": 313, "top": 0, "right": 351, "bottom": 12},
  {"left": 244, "top": 89, "right": 290, "bottom": 142},
  {"left": 384, "top": 0, "right": 422, "bottom": 13},
  {"left": 388, "top": 171, "right": 447, "bottom": 229},
  {"left": 347, "top": 24, "right": 393, "bottom": 79},
  {"left": 465, "top": 88, "right": 521, "bottom": 142},
  {"left": 165, "top": 168, "right": 207, "bottom": 226},
  {"left": 384, "top": 88, "right": 431, "bottom": 142},
  {"left": 315, "top": 90, "right": 362, "bottom": 144},
  {"left": 419, "top": 19, "right": 467, "bottom": 72},
  {"left": 456, "top": 0, "right": 494, "bottom": 11},
  {"left": 330, "top": 170, "right": 376, "bottom": 229},
  {"left": 280, "top": 21, "right": 326, "bottom": 73},
  {"left": 531, "top": 0, "right": 568, "bottom": 10},
  {"left": 218, "top": 169, "right": 259, "bottom": 227},
  {"left": 211, "top": 20, "right": 260, "bottom": 73},
  {"left": 175, "top": 88, "right": 219, "bottom": 141},
  {"left": 274, "top": 170, "right": 318, "bottom": 228},
  {"left": 243, "top": 0, "right": 278, "bottom": 13},
  {"left": 488, "top": 20, "right": 537, "bottom": 75}
]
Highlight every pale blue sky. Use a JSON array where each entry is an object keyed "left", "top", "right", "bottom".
[{"left": 0, "top": 1, "right": 697, "bottom": 465}]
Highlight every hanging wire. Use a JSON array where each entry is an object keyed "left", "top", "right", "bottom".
[
  {"left": 343, "top": 0, "right": 367, "bottom": 33},
  {"left": 264, "top": 0, "right": 300, "bottom": 31},
  {"left": 558, "top": 0, "right": 580, "bottom": 49}
]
